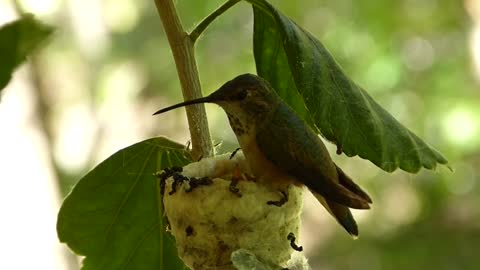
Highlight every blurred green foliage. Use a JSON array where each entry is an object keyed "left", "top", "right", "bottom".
[
  {"left": 0, "top": 14, "right": 52, "bottom": 90},
  {"left": 10, "top": 0, "right": 478, "bottom": 269}
]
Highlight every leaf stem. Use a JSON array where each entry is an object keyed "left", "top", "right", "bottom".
[
  {"left": 190, "top": 0, "right": 241, "bottom": 44},
  {"left": 154, "top": 0, "right": 214, "bottom": 160}
]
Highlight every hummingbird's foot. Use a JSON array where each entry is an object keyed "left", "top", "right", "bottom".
[
  {"left": 287, "top": 232, "right": 303, "bottom": 252},
  {"left": 267, "top": 190, "right": 289, "bottom": 207},
  {"left": 184, "top": 176, "right": 213, "bottom": 193},
  {"left": 156, "top": 166, "right": 183, "bottom": 195},
  {"left": 229, "top": 147, "right": 241, "bottom": 159},
  {"left": 156, "top": 166, "right": 183, "bottom": 180},
  {"left": 170, "top": 173, "right": 189, "bottom": 195},
  {"left": 229, "top": 178, "right": 242, "bottom": 197}
]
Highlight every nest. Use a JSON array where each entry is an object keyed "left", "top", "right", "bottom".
[{"left": 159, "top": 151, "right": 305, "bottom": 270}]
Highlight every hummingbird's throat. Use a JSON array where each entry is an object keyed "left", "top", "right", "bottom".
[{"left": 227, "top": 113, "right": 248, "bottom": 136}]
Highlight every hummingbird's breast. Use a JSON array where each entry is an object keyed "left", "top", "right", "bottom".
[
  {"left": 242, "top": 137, "right": 299, "bottom": 190},
  {"left": 227, "top": 113, "right": 298, "bottom": 190}
]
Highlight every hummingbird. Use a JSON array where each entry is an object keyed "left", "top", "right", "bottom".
[{"left": 154, "top": 74, "right": 372, "bottom": 236}]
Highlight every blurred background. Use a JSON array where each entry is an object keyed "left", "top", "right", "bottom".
[{"left": 0, "top": 0, "right": 479, "bottom": 269}]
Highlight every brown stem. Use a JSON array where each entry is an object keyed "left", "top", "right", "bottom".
[{"left": 154, "top": 0, "right": 214, "bottom": 160}]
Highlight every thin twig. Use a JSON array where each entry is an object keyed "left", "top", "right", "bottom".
[
  {"left": 154, "top": 0, "right": 214, "bottom": 160},
  {"left": 190, "top": 0, "right": 241, "bottom": 44}
]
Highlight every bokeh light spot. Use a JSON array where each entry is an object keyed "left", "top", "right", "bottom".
[
  {"left": 365, "top": 55, "right": 401, "bottom": 92},
  {"left": 104, "top": 0, "right": 140, "bottom": 33},
  {"left": 54, "top": 104, "right": 96, "bottom": 171},
  {"left": 98, "top": 60, "right": 147, "bottom": 113},
  {"left": 67, "top": 0, "right": 110, "bottom": 58},
  {"left": 442, "top": 107, "right": 479, "bottom": 146},
  {"left": 402, "top": 36, "right": 435, "bottom": 71},
  {"left": 382, "top": 182, "right": 421, "bottom": 226}
]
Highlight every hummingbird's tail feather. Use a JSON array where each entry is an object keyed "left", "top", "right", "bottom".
[
  {"left": 313, "top": 193, "right": 359, "bottom": 237},
  {"left": 318, "top": 180, "right": 371, "bottom": 209},
  {"left": 335, "top": 164, "right": 372, "bottom": 203}
]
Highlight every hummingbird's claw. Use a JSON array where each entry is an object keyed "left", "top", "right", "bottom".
[
  {"left": 156, "top": 166, "right": 183, "bottom": 180},
  {"left": 229, "top": 178, "right": 242, "bottom": 197},
  {"left": 170, "top": 173, "right": 189, "bottom": 195},
  {"left": 230, "top": 164, "right": 250, "bottom": 197},
  {"left": 156, "top": 166, "right": 183, "bottom": 196},
  {"left": 185, "top": 176, "right": 213, "bottom": 193},
  {"left": 267, "top": 190, "right": 289, "bottom": 207}
]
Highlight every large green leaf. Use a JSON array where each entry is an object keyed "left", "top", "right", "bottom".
[
  {"left": 0, "top": 14, "right": 53, "bottom": 91},
  {"left": 252, "top": 9, "right": 312, "bottom": 126},
  {"left": 57, "top": 137, "right": 191, "bottom": 270},
  {"left": 247, "top": 0, "right": 448, "bottom": 173}
]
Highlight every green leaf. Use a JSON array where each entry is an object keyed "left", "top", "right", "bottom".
[
  {"left": 0, "top": 14, "right": 53, "bottom": 91},
  {"left": 57, "top": 137, "right": 191, "bottom": 270},
  {"left": 252, "top": 9, "right": 313, "bottom": 126},
  {"left": 248, "top": 0, "right": 448, "bottom": 173}
]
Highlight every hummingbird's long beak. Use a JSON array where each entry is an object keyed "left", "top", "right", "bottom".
[{"left": 153, "top": 95, "right": 216, "bottom": 115}]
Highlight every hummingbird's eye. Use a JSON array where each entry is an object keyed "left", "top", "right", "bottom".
[{"left": 232, "top": 89, "right": 248, "bottom": 101}]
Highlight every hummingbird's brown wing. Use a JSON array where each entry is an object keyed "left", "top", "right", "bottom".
[
  {"left": 315, "top": 165, "right": 372, "bottom": 236},
  {"left": 256, "top": 102, "right": 371, "bottom": 209},
  {"left": 335, "top": 164, "right": 372, "bottom": 203}
]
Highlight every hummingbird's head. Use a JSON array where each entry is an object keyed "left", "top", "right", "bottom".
[
  {"left": 209, "top": 74, "right": 277, "bottom": 124},
  {"left": 154, "top": 74, "right": 278, "bottom": 128}
]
